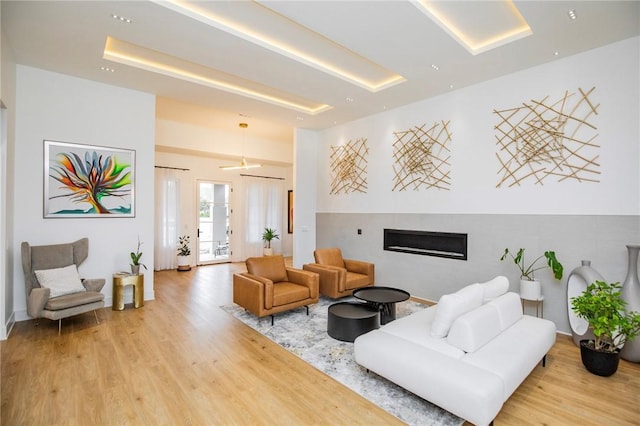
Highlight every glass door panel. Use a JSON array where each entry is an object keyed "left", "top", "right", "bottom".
[{"left": 197, "top": 181, "right": 230, "bottom": 264}]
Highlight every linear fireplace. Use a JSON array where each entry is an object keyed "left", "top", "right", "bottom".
[{"left": 383, "top": 229, "right": 467, "bottom": 260}]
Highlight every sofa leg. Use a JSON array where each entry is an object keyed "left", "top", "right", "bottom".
[
  {"left": 542, "top": 355, "right": 547, "bottom": 367},
  {"left": 58, "top": 319, "right": 62, "bottom": 335},
  {"left": 94, "top": 310, "right": 100, "bottom": 325},
  {"left": 271, "top": 315, "right": 274, "bottom": 326},
  {"left": 305, "top": 305, "right": 309, "bottom": 316}
]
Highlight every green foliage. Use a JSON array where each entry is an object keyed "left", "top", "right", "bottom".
[
  {"left": 130, "top": 237, "right": 148, "bottom": 270},
  {"left": 500, "top": 248, "right": 563, "bottom": 281},
  {"left": 177, "top": 235, "right": 191, "bottom": 256},
  {"left": 261, "top": 227, "right": 280, "bottom": 248},
  {"left": 571, "top": 281, "right": 640, "bottom": 352}
]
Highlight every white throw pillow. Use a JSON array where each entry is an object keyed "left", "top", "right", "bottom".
[
  {"left": 479, "top": 276, "right": 510, "bottom": 303},
  {"left": 34, "top": 264, "right": 85, "bottom": 298},
  {"left": 430, "top": 283, "right": 483, "bottom": 337}
]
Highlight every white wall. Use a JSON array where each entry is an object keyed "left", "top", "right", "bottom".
[
  {"left": 12, "top": 66, "right": 156, "bottom": 321},
  {"left": 292, "top": 129, "right": 318, "bottom": 268},
  {"left": 317, "top": 37, "right": 640, "bottom": 216},
  {"left": 312, "top": 37, "right": 640, "bottom": 334},
  {"left": 154, "top": 150, "right": 293, "bottom": 262}
]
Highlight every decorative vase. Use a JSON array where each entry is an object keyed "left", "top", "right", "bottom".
[
  {"left": 566, "top": 260, "right": 602, "bottom": 346},
  {"left": 131, "top": 264, "right": 140, "bottom": 275},
  {"left": 620, "top": 244, "right": 640, "bottom": 362},
  {"left": 519, "top": 279, "right": 541, "bottom": 301},
  {"left": 580, "top": 340, "right": 620, "bottom": 377}
]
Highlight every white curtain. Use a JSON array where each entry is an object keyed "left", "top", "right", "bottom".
[
  {"left": 154, "top": 168, "right": 180, "bottom": 270},
  {"left": 243, "top": 175, "right": 283, "bottom": 258}
]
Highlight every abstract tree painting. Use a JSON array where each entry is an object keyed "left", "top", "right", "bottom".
[{"left": 44, "top": 140, "right": 135, "bottom": 217}]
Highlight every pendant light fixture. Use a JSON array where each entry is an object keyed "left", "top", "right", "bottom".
[{"left": 220, "top": 122, "right": 262, "bottom": 170}]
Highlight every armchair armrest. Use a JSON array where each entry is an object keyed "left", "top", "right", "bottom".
[
  {"left": 303, "top": 263, "right": 347, "bottom": 292},
  {"left": 344, "top": 259, "right": 375, "bottom": 281},
  {"left": 234, "top": 273, "right": 274, "bottom": 310},
  {"left": 82, "top": 278, "right": 106, "bottom": 292},
  {"left": 286, "top": 268, "right": 319, "bottom": 297},
  {"left": 27, "top": 287, "right": 50, "bottom": 317}
]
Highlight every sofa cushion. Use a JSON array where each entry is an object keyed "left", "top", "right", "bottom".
[
  {"left": 431, "top": 283, "right": 483, "bottom": 338},
  {"left": 382, "top": 306, "right": 465, "bottom": 359},
  {"left": 447, "top": 292, "right": 523, "bottom": 353},
  {"left": 246, "top": 255, "right": 288, "bottom": 283},
  {"left": 479, "top": 276, "right": 509, "bottom": 303},
  {"left": 488, "top": 291, "right": 523, "bottom": 331},
  {"left": 34, "top": 264, "right": 85, "bottom": 298},
  {"left": 447, "top": 303, "right": 502, "bottom": 353},
  {"left": 45, "top": 291, "right": 104, "bottom": 311}
]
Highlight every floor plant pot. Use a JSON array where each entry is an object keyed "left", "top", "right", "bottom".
[
  {"left": 263, "top": 248, "right": 273, "bottom": 256},
  {"left": 579, "top": 339, "right": 620, "bottom": 377},
  {"left": 177, "top": 255, "right": 191, "bottom": 272},
  {"left": 520, "top": 279, "right": 542, "bottom": 301}
]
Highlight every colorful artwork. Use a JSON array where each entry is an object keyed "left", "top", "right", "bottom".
[{"left": 44, "top": 140, "right": 135, "bottom": 217}]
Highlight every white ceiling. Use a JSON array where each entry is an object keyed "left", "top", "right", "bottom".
[{"left": 2, "top": 1, "right": 639, "bottom": 138}]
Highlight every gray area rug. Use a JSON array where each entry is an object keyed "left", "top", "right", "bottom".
[{"left": 221, "top": 296, "right": 463, "bottom": 426}]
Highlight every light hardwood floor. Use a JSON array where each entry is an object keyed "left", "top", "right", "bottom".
[{"left": 2, "top": 263, "right": 639, "bottom": 425}]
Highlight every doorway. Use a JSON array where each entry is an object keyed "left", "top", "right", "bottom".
[{"left": 197, "top": 181, "right": 231, "bottom": 264}]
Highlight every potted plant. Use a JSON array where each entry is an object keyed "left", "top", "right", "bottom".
[
  {"left": 571, "top": 280, "right": 640, "bottom": 376},
  {"left": 177, "top": 235, "right": 191, "bottom": 272},
  {"left": 500, "top": 248, "right": 563, "bottom": 300},
  {"left": 261, "top": 227, "right": 279, "bottom": 256},
  {"left": 130, "top": 237, "right": 148, "bottom": 274}
]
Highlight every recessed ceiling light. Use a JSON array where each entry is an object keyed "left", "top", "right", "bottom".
[
  {"left": 431, "top": 64, "right": 440, "bottom": 71},
  {"left": 449, "top": 84, "right": 454, "bottom": 89},
  {"left": 346, "top": 97, "right": 354, "bottom": 103},
  {"left": 296, "top": 116, "right": 304, "bottom": 121},
  {"left": 100, "top": 66, "right": 115, "bottom": 72},
  {"left": 111, "top": 13, "right": 132, "bottom": 23},
  {"left": 568, "top": 10, "right": 577, "bottom": 20},
  {"left": 554, "top": 51, "right": 560, "bottom": 56}
]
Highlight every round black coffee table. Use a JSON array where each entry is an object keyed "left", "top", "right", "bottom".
[
  {"left": 352, "top": 286, "right": 411, "bottom": 325},
  {"left": 327, "top": 302, "right": 380, "bottom": 342}
]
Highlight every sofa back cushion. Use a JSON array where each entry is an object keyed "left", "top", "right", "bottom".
[
  {"left": 446, "top": 292, "right": 523, "bottom": 353},
  {"left": 479, "top": 276, "right": 509, "bottom": 303},
  {"left": 246, "top": 255, "right": 288, "bottom": 283},
  {"left": 430, "top": 283, "right": 483, "bottom": 338},
  {"left": 314, "top": 248, "right": 345, "bottom": 268}
]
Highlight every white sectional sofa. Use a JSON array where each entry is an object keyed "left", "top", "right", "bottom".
[{"left": 353, "top": 277, "right": 556, "bottom": 426}]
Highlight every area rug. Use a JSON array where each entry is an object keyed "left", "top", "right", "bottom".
[{"left": 221, "top": 297, "right": 463, "bottom": 426}]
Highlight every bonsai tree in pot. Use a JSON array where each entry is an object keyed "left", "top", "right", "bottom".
[
  {"left": 500, "top": 248, "right": 563, "bottom": 300},
  {"left": 571, "top": 280, "right": 640, "bottom": 376},
  {"left": 177, "top": 235, "right": 191, "bottom": 271},
  {"left": 130, "top": 237, "right": 148, "bottom": 274},
  {"left": 261, "top": 227, "right": 279, "bottom": 256}
]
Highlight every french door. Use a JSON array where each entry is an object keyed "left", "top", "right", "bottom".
[{"left": 197, "top": 181, "right": 231, "bottom": 264}]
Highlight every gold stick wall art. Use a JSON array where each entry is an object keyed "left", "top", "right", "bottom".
[
  {"left": 495, "top": 86, "right": 600, "bottom": 187},
  {"left": 392, "top": 121, "right": 452, "bottom": 191},
  {"left": 329, "top": 137, "right": 368, "bottom": 194}
]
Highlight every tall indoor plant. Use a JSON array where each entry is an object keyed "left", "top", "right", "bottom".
[
  {"left": 261, "top": 227, "right": 279, "bottom": 256},
  {"left": 571, "top": 280, "right": 640, "bottom": 376},
  {"left": 500, "top": 248, "right": 563, "bottom": 300}
]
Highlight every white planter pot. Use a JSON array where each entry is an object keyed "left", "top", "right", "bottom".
[
  {"left": 177, "top": 255, "right": 191, "bottom": 271},
  {"left": 263, "top": 248, "right": 274, "bottom": 256},
  {"left": 520, "top": 279, "right": 542, "bottom": 300}
]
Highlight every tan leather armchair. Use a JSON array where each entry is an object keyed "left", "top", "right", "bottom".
[
  {"left": 21, "top": 238, "right": 105, "bottom": 334},
  {"left": 233, "top": 255, "right": 319, "bottom": 324},
  {"left": 303, "top": 248, "right": 374, "bottom": 298}
]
